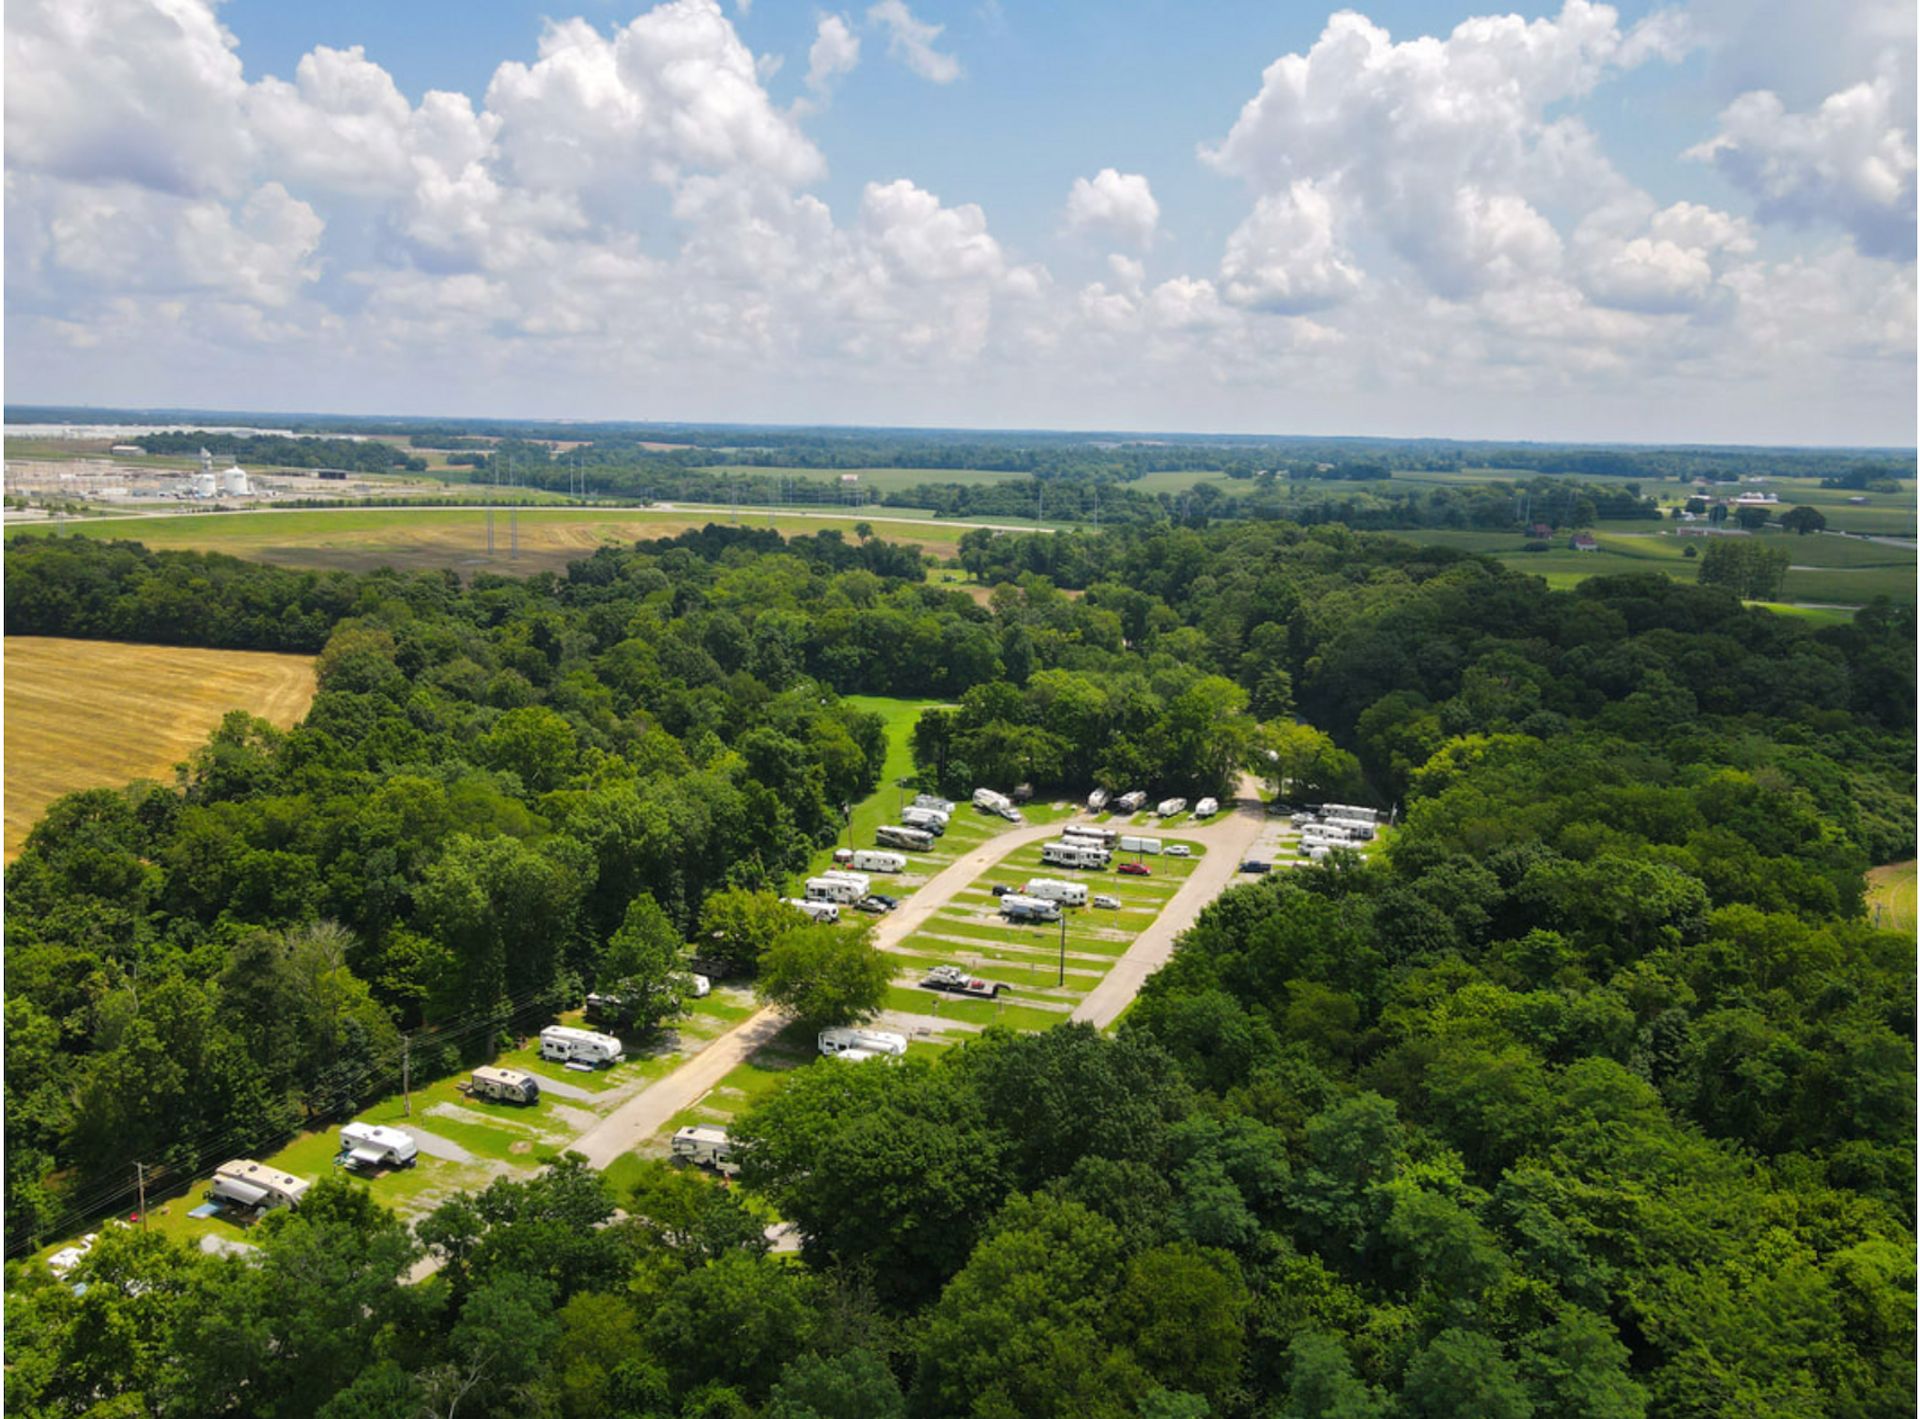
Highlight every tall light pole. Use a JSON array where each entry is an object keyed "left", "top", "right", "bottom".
[{"left": 1058, "top": 911, "right": 1066, "bottom": 986}]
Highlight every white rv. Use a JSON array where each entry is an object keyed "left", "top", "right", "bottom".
[
  {"left": 470, "top": 1065, "right": 540, "bottom": 1104},
  {"left": 1000, "top": 893, "right": 1062, "bottom": 922},
  {"left": 1042, "top": 840, "right": 1110, "bottom": 870},
  {"left": 540, "top": 1025, "right": 625, "bottom": 1067},
  {"left": 1118, "top": 835, "right": 1163, "bottom": 855},
  {"left": 818, "top": 1027, "right": 908, "bottom": 1058},
  {"left": 805, "top": 875, "right": 866, "bottom": 905},
  {"left": 339, "top": 1122, "right": 419, "bottom": 1170},
  {"left": 1087, "top": 788, "right": 1110, "bottom": 811},
  {"left": 850, "top": 849, "right": 907, "bottom": 873},
  {"left": 1156, "top": 797, "right": 1188, "bottom": 817},
  {"left": 876, "top": 824, "right": 935, "bottom": 851},
  {"left": 671, "top": 1125, "right": 739, "bottom": 1176},
  {"left": 1115, "top": 790, "right": 1147, "bottom": 813},
  {"left": 900, "top": 806, "right": 948, "bottom": 835},
  {"left": 211, "top": 1160, "right": 311, "bottom": 1213},
  {"left": 1319, "top": 803, "right": 1381, "bottom": 823},
  {"left": 1194, "top": 797, "right": 1220, "bottom": 819},
  {"left": 1063, "top": 824, "right": 1118, "bottom": 846},
  {"left": 914, "top": 794, "right": 956, "bottom": 815},
  {"left": 1024, "top": 877, "right": 1090, "bottom": 907},
  {"left": 972, "top": 788, "right": 1023, "bottom": 822},
  {"left": 787, "top": 897, "right": 841, "bottom": 923},
  {"left": 821, "top": 869, "right": 873, "bottom": 896}
]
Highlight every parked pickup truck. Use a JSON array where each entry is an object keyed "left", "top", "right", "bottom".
[{"left": 921, "top": 965, "right": 1008, "bottom": 999}]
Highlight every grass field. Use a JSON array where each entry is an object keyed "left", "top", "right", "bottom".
[
  {"left": 705, "top": 465, "right": 1030, "bottom": 493},
  {"left": 4, "top": 637, "right": 316, "bottom": 859},
  {"left": 1867, "top": 861, "right": 1916, "bottom": 934},
  {"left": 5, "top": 505, "right": 981, "bottom": 574}
]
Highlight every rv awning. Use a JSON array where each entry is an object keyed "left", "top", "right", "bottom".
[
  {"left": 213, "top": 1178, "right": 269, "bottom": 1206},
  {"left": 347, "top": 1146, "right": 387, "bottom": 1168}
]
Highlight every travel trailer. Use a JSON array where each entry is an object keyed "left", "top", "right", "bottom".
[
  {"left": 339, "top": 1122, "right": 419, "bottom": 1170},
  {"left": 1117, "top": 835, "right": 1163, "bottom": 855},
  {"left": 469, "top": 1065, "right": 540, "bottom": 1104},
  {"left": 1042, "top": 839, "right": 1110, "bottom": 870},
  {"left": 210, "top": 1160, "right": 310, "bottom": 1213},
  {"left": 876, "top": 824, "right": 935, "bottom": 851},
  {"left": 818, "top": 1027, "right": 909, "bottom": 1057},
  {"left": 539, "top": 1025, "right": 625, "bottom": 1067},
  {"left": 671, "top": 1125, "right": 740, "bottom": 1176},
  {"left": 1023, "top": 878, "right": 1089, "bottom": 907},
  {"left": 787, "top": 898, "right": 841, "bottom": 923},
  {"left": 1000, "top": 893, "right": 1062, "bottom": 922}
]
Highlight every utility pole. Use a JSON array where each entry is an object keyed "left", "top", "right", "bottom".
[
  {"left": 1058, "top": 912, "right": 1066, "bottom": 986},
  {"left": 135, "top": 1162, "right": 147, "bottom": 1226},
  {"left": 486, "top": 459, "right": 496, "bottom": 556},
  {"left": 402, "top": 1034, "right": 412, "bottom": 1117}
]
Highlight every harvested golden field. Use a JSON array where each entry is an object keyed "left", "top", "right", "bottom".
[
  {"left": 6, "top": 506, "right": 969, "bottom": 575},
  {"left": 4, "top": 637, "right": 316, "bottom": 859}
]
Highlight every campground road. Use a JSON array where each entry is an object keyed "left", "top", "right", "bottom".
[
  {"left": 1071, "top": 798, "right": 1271, "bottom": 1029},
  {"left": 568, "top": 815, "right": 1067, "bottom": 1170}
]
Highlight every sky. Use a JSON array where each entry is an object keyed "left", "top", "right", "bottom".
[{"left": 4, "top": 0, "right": 1915, "bottom": 445}]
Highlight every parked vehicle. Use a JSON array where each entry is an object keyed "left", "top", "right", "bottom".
[
  {"left": 1119, "top": 862, "right": 1151, "bottom": 876},
  {"left": 914, "top": 794, "right": 956, "bottom": 814},
  {"left": 787, "top": 897, "right": 841, "bottom": 923},
  {"left": 1240, "top": 860, "right": 1272, "bottom": 874},
  {"left": 818, "top": 1027, "right": 908, "bottom": 1058},
  {"left": 1115, "top": 791, "right": 1147, "bottom": 813},
  {"left": 867, "top": 892, "right": 899, "bottom": 909},
  {"left": 1063, "top": 824, "right": 1118, "bottom": 846},
  {"left": 1194, "top": 797, "right": 1220, "bottom": 819},
  {"left": 972, "top": 787, "right": 1015, "bottom": 817},
  {"left": 1087, "top": 788, "right": 1110, "bottom": 811},
  {"left": 211, "top": 1160, "right": 310, "bottom": 1213},
  {"left": 1318, "top": 803, "right": 1381, "bottom": 823},
  {"left": 540, "top": 1025, "right": 625, "bottom": 1067},
  {"left": 1042, "top": 839, "right": 1111, "bottom": 870},
  {"left": 857, "top": 895, "right": 893, "bottom": 914},
  {"left": 1093, "top": 893, "right": 1122, "bottom": 909},
  {"left": 849, "top": 849, "right": 907, "bottom": 873},
  {"left": 1156, "top": 797, "right": 1188, "bottom": 817},
  {"left": 339, "top": 1122, "right": 418, "bottom": 1171},
  {"left": 469, "top": 1065, "right": 540, "bottom": 1104},
  {"left": 990, "top": 884, "right": 1013, "bottom": 897},
  {"left": 690, "top": 974, "right": 711, "bottom": 998},
  {"left": 900, "top": 806, "right": 948, "bottom": 835},
  {"left": 876, "top": 824, "right": 935, "bottom": 851},
  {"left": 1001, "top": 892, "right": 1062, "bottom": 922},
  {"left": 671, "top": 1125, "right": 739, "bottom": 1176},
  {"left": 1117, "top": 835, "right": 1163, "bottom": 855},
  {"left": 806, "top": 874, "right": 867, "bottom": 904},
  {"left": 1165, "top": 843, "right": 1192, "bottom": 857},
  {"left": 822, "top": 869, "right": 874, "bottom": 892},
  {"left": 922, "top": 964, "right": 1007, "bottom": 998},
  {"left": 1024, "top": 877, "right": 1089, "bottom": 907}
]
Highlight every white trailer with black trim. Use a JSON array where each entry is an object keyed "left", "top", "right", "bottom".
[
  {"left": 850, "top": 849, "right": 907, "bottom": 873},
  {"left": 1024, "top": 877, "right": 1089, "bottom": 907},
  {"left": 1000, "top": 892, "right": 1062, "bottom": 922},
  {"left": 211, "top": 1160, "right": 311, "bottom": 1213},
  {"left": 339, "top": 1122, "right": 419, "bottom": 1170},
  {"left": 787, "top": 897, "right": 841, "bottom": 923},
  {"left": 1042, "top": 839, "right": 1110, "bottom": 870},
  {"left": 671, "top": 1125, "right": 740, "bottom": 1176},
  {"left": 806, "top": 875, "right": 866, "bottom": 905},
  {"left": 914, "top": 794, "right": 956, "bottom": 814},
  {"left": 1194, "top": 797, "right": 1220, "bottom": 819},
  {"left": 818, "top": 1027, "right": 908, "bottom": 1057},
  {"left": 469, "top": 1065, "right": 541, "bottom": 1104},
  {"left": 540, "top": 1025, "right": 625, "bottom": 1067},
  {"left": 876, "top": 824, "right": 935, "bottom": 851}
]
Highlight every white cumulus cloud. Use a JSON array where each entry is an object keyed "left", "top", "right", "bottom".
[
  {"left": 866, "top": 0, "right": 960, "bottom": 84},
  {"left": 1063, "top": 168, "right": 1159, "bottom": 249},
  {"left": 805, "top": 14, "right": 861, "bottom": 102}
]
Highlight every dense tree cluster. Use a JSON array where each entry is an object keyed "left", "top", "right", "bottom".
[
  {"left": 4, "top": 514, "right": 1913, "bottom": 1416},
  {"left": 133, "top": 433, "right": 427, "bottom": 473}
]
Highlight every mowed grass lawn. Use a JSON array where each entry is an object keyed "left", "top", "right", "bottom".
[
  {"left": 5, "top": 506, "right": 970, "bottom": 575},
  {"left": 1867, "top": 861, "right": 1916, "bottom": 933},
  {"left": 4, "top": 636, "right": 316, "bottom": 860}
]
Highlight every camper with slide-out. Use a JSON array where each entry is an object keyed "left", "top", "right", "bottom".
[
  {"left": 787, "top": 897, "right": 841, "bottom": 923},
  {"left": 849, "top": 849, "right": 907, "bottom": 873},
  {"left": 1118, "top": 835, "right": 1163, "bottom": 855},
  {"left": 671, "top": 1125, "right": 740, "bottom": 1176},
  {"left": 821, "top": 869, "right": 873, "bottom": 896},
  {"left": 876, "top": 824, "right": 935, "bottom": 851},
  {"left": 210, "top": 1160, "right": 311, "bottom": 1213},
  {"left": 339, "top": 1122, "right": 419, "bottom": 1171},
  {"left": 540, "top": 1025, "right": 625, "bottom": 1067},
  {"left": 805, "top": 875, "right": 866, "bottom": 905},
  {"left": 1042, "top": 839, "right": 1110, "bottom": 870},
  {"left": 1024, "top": 877, "right": 1089, "bottom": 907},
  {"left": 1000, "top": 892, "right": 1062, "bottom": 922},
  {"left": 818, "top": 1026, "right": 908, "bottom": 1057},
  {"left": 469, "top": 1065, "right": 540, "bottom": 1104}
]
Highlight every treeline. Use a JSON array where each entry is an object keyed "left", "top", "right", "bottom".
[{"left": 134, "top": 432, "right": 426, "bottom": 474}]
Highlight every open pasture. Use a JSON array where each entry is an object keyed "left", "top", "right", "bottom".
[{"left": 4, "top": 637, "right": 316, "bottom": 859}]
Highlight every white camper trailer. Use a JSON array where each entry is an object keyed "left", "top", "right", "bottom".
[
  {"left": 1042, "top": 840, "right": 1111, "bottom": 870},
  {"left": 818, "top": 1027, "right": 909, "bottom": 1058},
  {"left": 900, "top": 807, "right": 948, "bottom": 835},
  {"left": 806, "top": 875, "right": 866, "bottom": 905},
  {"left": 851, "top": 849, "right": 907, "bottom": 873},
  {"left": 973, "top": 787, "right": 1012, "bottom": 814},
  {"left": 339, "top": 1122, "right": 419, "bottom": 1170},
  {"left": 1024, "top": 877, "right": 1090, "bottom": 907},
  {"left": 1118, "top": 835, "right": 1163, "bottom": 855},
  {"left": 787, "top": 897, "right": 841, "bottom": 923},
  {"left": 671, "top": 1125, "right": 740, "bottom": 1176},
  {"left": 1000, "top": 893, "right": 1062, "bottom": 922},
  {"left": 876, "top": 824, "right": 935, "bottom": 851},
  {"left": 1063, "top": 824, "right": 1118, "bottom": 846},
  {"left": 211, "top": 1160, "right": 311, "bottom": 1213},
  {"left": 1156, "top": 798, "right": 1188, "bottom": 817},
  {"left": 540, "top": 1025, "right": 625, "bottom": 1067},
  {"left": 1318, "top": 803, "right": 1381, "bottom": 823},
  {"left": 1087, "top": 788, "right": 1110, "bottom": 811},
  {"left": 1194, "top": 797, "right": 1220, "bottom": 819},
  {"left": 821, "top": 869, "right": 873, "bottom": 896},
  {"left": 470, "top": 1065, "right": 541, "bottom": 1104},
  {"left": 914, "top": 794, "right": 956, "bottom": 815},
  {"left": 1115, "top": 791, "right": 1148, "bottom": 813}
]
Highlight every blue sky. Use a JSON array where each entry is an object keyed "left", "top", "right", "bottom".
[{"left": 6, "top": 0, "right": 1914, "bottom": 443}]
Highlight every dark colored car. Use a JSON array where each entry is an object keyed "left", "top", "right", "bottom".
[
  {"left": 1119, "top": 861, "right": 1151, "bottom": 876},
  {"left": 1239, "top": 860, "right": 1271, "bottom": 875},
  {"left": 990, "top": 884, "right": 1013, "bottom": 896}
]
